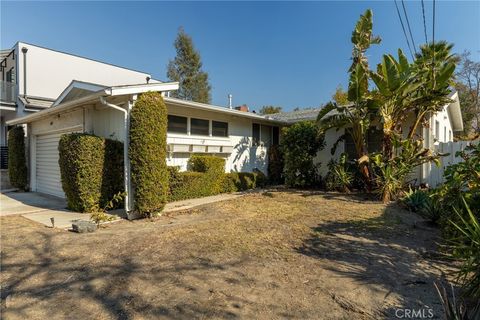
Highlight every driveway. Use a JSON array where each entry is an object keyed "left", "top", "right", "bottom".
[
  {"left": 0, "top": 191, "right": 90, "bottom": 228},
  {"left": 0, "top": 191, "right": 67, "bottom": 216}
]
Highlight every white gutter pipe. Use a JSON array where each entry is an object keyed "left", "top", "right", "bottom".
[{"left": 99, "top": 96, "right": 131, "bottom": 215}]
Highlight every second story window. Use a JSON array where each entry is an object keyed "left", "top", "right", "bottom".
[
  {"left": 191, "top": 118, "right": 209, "bottom": 136},
  {"left": 212, "top": 121, "right": 228, "bottom": 137},
  {"left": 167, "top": 115, "right": 188, "bottom": 134},
  {"left": 6, "top": 68, "right": 14, "bottom": 83},
  {"left": 435, "top": 120, "right": 440, "bottom": 139}
]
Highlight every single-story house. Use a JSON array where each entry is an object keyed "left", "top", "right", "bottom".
[{"left": 7, "top": 80, "right": 284, "bottom": 215}]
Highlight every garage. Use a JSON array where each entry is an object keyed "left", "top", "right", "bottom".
[{"left": 35, "top": 131, "right": 70, "bottom": 198}]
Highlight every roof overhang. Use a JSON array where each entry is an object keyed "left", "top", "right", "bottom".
[
  {"left": 447, "top": 91, "right": 464, "bottom": 132},
  {"left": 6, "top": 82, "right": 179, "bottom": 125},
  {"left": 164, "top": 97, "right": 287, "bottom": 125}
]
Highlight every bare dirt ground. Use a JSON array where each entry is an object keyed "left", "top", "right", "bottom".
[{"left": 0, "top": 190, "right": 457, "bottom": 319}]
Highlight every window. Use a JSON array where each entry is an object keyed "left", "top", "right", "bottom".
[
  {"left": 167, "top": 115, "right": 188, "bottom": 134},
  {"left": 212, "top": 121, "right": 228, "bottom": 137},
  {"left": 252, "top": 123, "right": 260, "bottom": 145},
  {"left": 435, "top": 121, "right": 440, "bottom": 139},
  {"left": 261, "top": 124, "right": 272, "bottom": 146},
  {"left": 449, "top": 130, "right": 452, "bottom": 141},
  {"left": 444, "top": 126, "right": 447, "bottom": 142},
  {"left": 6, "top": 68, "right": 14, "bottom": 83},
  {"left": 191, "top": 118, "right": 209, "bottom": 136}
]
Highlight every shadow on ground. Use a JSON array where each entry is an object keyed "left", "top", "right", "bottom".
[{"left": 296, "top": 201, "right": 455, "bottom": 318}]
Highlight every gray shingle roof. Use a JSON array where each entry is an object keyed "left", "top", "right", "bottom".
[{"left": 269, "top": 108, "right": 322, "bottom": 123}]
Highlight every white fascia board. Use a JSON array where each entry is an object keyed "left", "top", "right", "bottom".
[
  {"left": 447, "top": 91, "right": 464, "bottom": 132},
  {"left": 108, "top": 82, "right": 179, "bottom": 96},
  {"left": 6, "top": 90, "right": 107, "bottom": 125},
  {"left": 52, "top": 80, "right": 108, "bottom": 107},
  {"left": 164, "top": 97, "right": 287, "bottom": 125}
]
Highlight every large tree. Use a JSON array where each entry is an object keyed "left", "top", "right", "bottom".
[
  {"left": 455, "top": 51, "right": 480, "bottom": 136},
  {"left": 167, "top": 28, "right": 211, "bottom": 103}
]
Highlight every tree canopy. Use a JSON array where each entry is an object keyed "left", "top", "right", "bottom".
[
  {"left": 167, "top": 28, "right": 211, "bottom": 104},
  {"left": 259, "top": 106, "right": 282, "bottom": 115}
]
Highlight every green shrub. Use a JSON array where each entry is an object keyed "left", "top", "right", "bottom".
[
  {"left": 188, "top": 155, "right": 225, "bottom": 175},
  {"left": 267, "top": 145, "right": 284, "bottom": 184},
  {"left": 253, "top": 169, "right": 267, "bottom": 188},
  {"left": 7, "top": 126, "right": 28, "bottom": 190},
  {"left": 58, "top": 133, "right": 123, "bottom": 212},
  {"left": 325, "top": 153, "right": 353, "bottom": 193},
  {"left": 281, "top": 121, "right": 324, "bottom": 187},
  {"left": 129, "top": 92, "right": 169, "bottom": 216},
  {"left": 402, "top": 187, "right": 429, "bottom": 213}
]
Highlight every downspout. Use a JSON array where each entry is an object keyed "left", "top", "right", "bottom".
[
  {"left": 99, "top": 97, "right": 131, "bottom": 215},
  {"left": 21, "top": 47, "right": 28, "bottom": 96}
]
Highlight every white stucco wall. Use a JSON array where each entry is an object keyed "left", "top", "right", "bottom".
[
  {"left": 15, "top": 42, "right": 151, "bottom": 100},
  {"left": 314, "top": 128, "right": 345, "bottom": 176}
]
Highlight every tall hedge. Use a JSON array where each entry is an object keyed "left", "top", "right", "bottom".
[
  {"left": 129, "top": 92, "right": 168, "bottom": 216},
  {"left": 58, "top": 133, "right": 123, "bottom": 212},
  {"left": 8, "top": 126, "right": 28, "bottom": 190}
]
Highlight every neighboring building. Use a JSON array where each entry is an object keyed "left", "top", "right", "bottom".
[
  {"left": 271, "top": 91, "right": 464, "bottom": 185},
  {"left": 0, "top": 41, "right": 155, "bottom": 165}
]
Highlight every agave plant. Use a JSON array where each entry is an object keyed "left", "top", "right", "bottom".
[{"left": 434, "top": 282, "right": 479, "bottom": 320}]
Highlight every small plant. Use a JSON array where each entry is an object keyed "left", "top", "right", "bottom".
[
  {"left": 434, "top": 283, "right": 479, "bottom": 320},
  {"left": 325, "top": 153, "right": 353, "bottom": 193},
  {"left": 450, "top": 197, "right": 480, "bottom": 300},
  {"left": 402, "top": 187, "right": 429, "bottom": 212},
  {"left": 90, "top": 192, "right": 125, "bottom": 226}
]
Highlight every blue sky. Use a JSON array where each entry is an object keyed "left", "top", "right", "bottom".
[{"left": 1, "top": 1, "right": 479, "bottom": 111}]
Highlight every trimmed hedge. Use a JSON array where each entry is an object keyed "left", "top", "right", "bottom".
[
  {"left": 8, "top": 126, "right": 28, "bottom": 190},
  {"left": 129, "top": 92, "right": 169, "bottom": 216},
  {"left": 58, "top": 133, "right": 123, "bottom": 212},
  {"left": 168, "top": 167, "right": 266, "bottom": 201},
  {"left": 188, "top": 154, "right": 225, "bottom": 175}
]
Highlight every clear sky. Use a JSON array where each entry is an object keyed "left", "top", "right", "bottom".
[{"left": 1, "top": 1, "right": 479, "bottom": 111}]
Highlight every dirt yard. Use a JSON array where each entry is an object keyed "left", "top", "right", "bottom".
[{"left": 1, "top": 190, "right": 456, "bottom": 319}]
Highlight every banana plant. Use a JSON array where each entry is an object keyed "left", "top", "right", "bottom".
[{"left": 317, "top": 9, "right": 380, "bottom": 188}]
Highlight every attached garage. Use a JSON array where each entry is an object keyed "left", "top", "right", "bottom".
[{"left": 35, "top": 132, "right": 68, "bottom": 198}]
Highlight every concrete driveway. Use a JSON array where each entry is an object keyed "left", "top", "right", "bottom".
[
  {"left": 0, "top": 192, "right": 91, "bottom": 228},
  {"left": 0, "top": 191, "right": 67, "bottom": 216}
]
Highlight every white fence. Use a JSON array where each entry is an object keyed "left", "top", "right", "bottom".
[{"left": 427, "top": 140, "right": 478, "bottom": 187}]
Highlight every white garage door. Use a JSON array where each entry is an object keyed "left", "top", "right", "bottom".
[{"left": 35, "top": 132, "right": 69, "bottom": 198}]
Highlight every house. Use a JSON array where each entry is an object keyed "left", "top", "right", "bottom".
[
  {"left": 0, "top": 42, "right": 157, "bottom": 169},
  {"left": 271, "top": 91, "right": 464, "bottom": 186},
  {"left": 2, "top": 43, "right": 284, "bottom": 214}
]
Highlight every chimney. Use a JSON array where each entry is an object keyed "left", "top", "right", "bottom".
[
  {"left": 228, "top": 94, "right": 233, "bottom": 109},
  {"left": 235, "top": 104, "right": 249, "bottom": 112}
]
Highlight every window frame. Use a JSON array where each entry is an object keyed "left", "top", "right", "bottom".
[
  {"left": 167, "top": 115, "right": 188, "bottom": 134},
  {"left": 190, "top": 117, "right": 210, "bottom": 136},
  {"left": 212, "top": 120, "right": 229, "bottom": 137}
]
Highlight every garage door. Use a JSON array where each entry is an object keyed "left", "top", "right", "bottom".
[{"left": 35, "top": 132, "right": 69, "bottom": 198}]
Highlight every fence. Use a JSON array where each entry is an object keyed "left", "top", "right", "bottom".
[{"left": 427, "top": 140, "right": 478, "bottom": 188}]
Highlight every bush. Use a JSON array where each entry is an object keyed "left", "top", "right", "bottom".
[
  {"left": 281, "top": 121, "right": 324, "bottom": 187},
  {"left": 267, "top": 145, "right": 284, "bottom": 184},
  {"left": 129, "top": 92, "right": 169, "bottom": 216},
  {"left": 188, "top": 155, "right": 225, "bottom": 175},
  {"left": 325, "top": 153, "right": 353, "bottom": 193},
  {"left": 7, "top": 126, "right": 28, "bottom": 190},
  {"left": 58, "top": 133, "right": 123, "bottom": 212}
]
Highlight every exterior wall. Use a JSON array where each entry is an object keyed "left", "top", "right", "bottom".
[
  {"left": 87, "top": 101, "right": 276, "bottom": 174},
  {"left": 15, "top": 42, "right": 151, "bottom": 100},
  {"left": 314, "top": 128, "right": 345, "bottom": 176},
  {"left": 165, "top": 104, "right": 272, "bottom": 174}
]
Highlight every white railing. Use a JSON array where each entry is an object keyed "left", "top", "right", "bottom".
[
  {"left": 427, "top": 140, "right": 478, "bottom": 187},
  {"left": 0, "top": 81, "right": 17, "bottom": 104}
]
